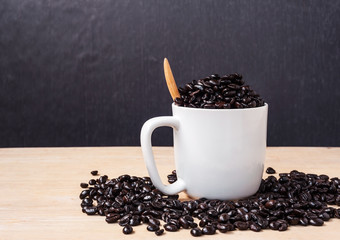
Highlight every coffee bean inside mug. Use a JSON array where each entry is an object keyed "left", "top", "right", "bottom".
[{"left": 174, "top": 73, "right": 265, "bottom": 109}]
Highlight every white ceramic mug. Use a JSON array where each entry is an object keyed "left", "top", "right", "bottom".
[{"left": 140, "top": 103, "right": 268, "bottom": 200}]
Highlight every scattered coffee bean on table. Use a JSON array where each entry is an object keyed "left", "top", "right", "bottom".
[
  {"left": 174, "top": 73, "right": 265, "bottom": 109},
  {"left": 155, "top": 229, "right": 164, "bottom": 236},
  {"left": 90, "top": 170, "right": 98, "bottom": 176},
  {"left": 80, "top": 169, "right": 340, "bottom": 237},
  {"left": 80, "top": 182, "right": 88, "bottom": 188},
  {"left": 123, "top": 225, "right": 133, "bottom": 234},
  {"left": 266, "top": 167, "right": 276, "bottom": 174},
  {"left": 190, "top": 227, "right": 202, "bottom": 237}
]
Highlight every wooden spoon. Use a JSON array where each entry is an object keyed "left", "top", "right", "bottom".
[{"left": 164, "top": 58, "right": 180, "bottom": 100}]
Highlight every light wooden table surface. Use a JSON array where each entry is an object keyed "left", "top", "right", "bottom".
[{"left": 0, "top": 147, "right": 339, "bottom": 240}]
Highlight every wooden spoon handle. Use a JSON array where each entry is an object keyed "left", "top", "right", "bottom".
[{"left": 164, "top": 58, "right": 180, "bottom": 100}]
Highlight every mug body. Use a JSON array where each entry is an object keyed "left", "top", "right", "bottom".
[{"left": 172, "top": 103, "right": 268, "bottom": 200}]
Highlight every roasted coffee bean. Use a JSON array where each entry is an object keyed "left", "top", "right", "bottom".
[
  {"left": 198, "top": 203, "right": 208, "bottom": 210},
  {"left": 185, "top": 83, "right": 194, "bottom": 91},
  {"left": 167, "top": 219, "right": 180, "bottom": 228},
  {"left": 265, "top": 200, "right": 276, "bottom": 209},
  {"left": 194, "top": 84, "right": 204, "bottom": 91},
  {"left": 190, "top": 222, "right": 198, "bottom": 228},
  {"left": 217, "top": 223, "right": 229, "bottom": 233},
  {"left": 149, "top": 218, "right": 160, "bottom": 226},
  {"left": 151, "top": 201, "right": 163, "bottom": 210},
  {"left": 248, "top": 100, "right": 257, "bottom": 108},
  {"left": 199, "top": 218, "right": 209, "bottom": 227},
  {"left": 81, "top": 197, "right": 93, "bottom": 207},
  {"left": 147, "top": 224, "right": 160, "bottom": 232},
  {"left": 137, "top": 203, "right": 145, "bottom": 213},
  {"left": 179, "top": 216, "right": 190, "bottom": 228},
  {"left": 129, "top": 215, "right": 141, "bottom": 226},
  {"left": 227, "top": 83, "right": 241, "bottom": 90},
  {"left": 90, "top": 170, "right": 98, "bottom": 176},
  {"left": 190, "top": 228, "right": 202, "bottom": 237},
  {"left": 119, "top": 214, "right": 131, "bottom": 226},
  {"left": 241, "top": 85, "right": 249, "bottom": 91},
  {"left": 215, "top": 101, "right": 225, "bottom": 108},
  {"left": 186, "top": 201, "right": 197, "bottom": 212},
  {"left": 224, "top": 90, "right": 236, "bottom": 97},
  {"left": 164, "top": 224, "right": 178, "bottom": 232},
  {"left": 278, "top": 223, "right": 288, "bottom": 231},
  {"left": 149, "top": 210, "right": 162, "bottom": 218},
  {"left": 241, "top": 97, "right": 251, "bottom": 104},
  {"left": 79, "top": 190, "right": 90, "bottom": 199},
  {"left": 174, "top": 97, "right": 183, "bottom": 106},
  {"left": 299, "top": 217, "right": 309, "bottom": 226},
  {"left": 234, "top": 101, "right": 243, "bottom": 108},
  {"left": 269, "top": 220, "right": 288, "bottom": 231},
  {"left": 202, "top": 225, "right": 216, "bottom": 235},
  {"left": 266, "top": 167, "right": 276, "bottom": 174},
  {"left": 88, "top": 179, "right": 96, "bottom": 185},
  {"left": 218, "top": 213, "right": 229, "bottom": 222},
  {"left": 243, "top": 213, "right": 252, "bottom": 221},
  {"left": 209, "top": 74, "right": 220, "bottom": 80},
  {"left": 155, "top": 229, "right": 164, "bottom": 236},
  {"left": 203, "top": 103, "right": 215, "bottom": 109},
  {"left": 269, "top": 221, "right": 279, "bottom": 230},
  {"left": 309, "top": 218, "right": 324, "bottom": 226},
  {"left": 80, "top": 183, "right": 88, "bottom": 188},
  {"left": 250, "top": 222, "right": 261, "bottom": 232},
  {"left": 234, "top": 221, "right": 248, "bottom": 230},
  {"left": 189, "top": 90, "right": 200, "bottom": 98},
  {"left": 105, "top": 214, "right": 120, "bottom": 223},
  {"left": 287, "top": 216, "right": 300, "bottom": 225},
  {"left": 207, "top": 209, "right": 218, "bottom": 217},
  {"left": 123, "top": 225, "right": 133, "bottom": 234},
  {"left": 84, "top": 206, "right": 97, "bottom": 215},
  {"left": 99, "top": 175, "right": 108, "bottom": 184},
  {"left": 178, "top": 87, "right": 186, "bottom": 94}
]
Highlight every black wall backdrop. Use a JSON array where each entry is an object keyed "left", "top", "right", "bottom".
[{"left": 0, "top": 0, "right": 339, "bottom": 147}]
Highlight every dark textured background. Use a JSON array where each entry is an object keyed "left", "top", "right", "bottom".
[{"left": 0, "top": 0, "right": 339, "bottom": 147}]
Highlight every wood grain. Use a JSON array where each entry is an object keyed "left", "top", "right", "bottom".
[
  {"left": 0, "top": 147, "right": 339, "bottom": 240},
  {"left": 164, "top": 58, "right": 180, "bottom": 100}
]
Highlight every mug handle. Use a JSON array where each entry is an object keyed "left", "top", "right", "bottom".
[{"left": 140, "top": 116, "right": 186, "bottom": 195}]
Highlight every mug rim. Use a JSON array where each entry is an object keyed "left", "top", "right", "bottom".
[{"left": 172, "top": 102, "right": 268, "bottom": 112}]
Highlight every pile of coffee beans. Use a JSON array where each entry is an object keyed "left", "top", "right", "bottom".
[
  {"left": 80, "top": 168, "right": 340, "bottom": 236},
  {"left": 174, "top": 73, "right": 265, "bottom": 109}
]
